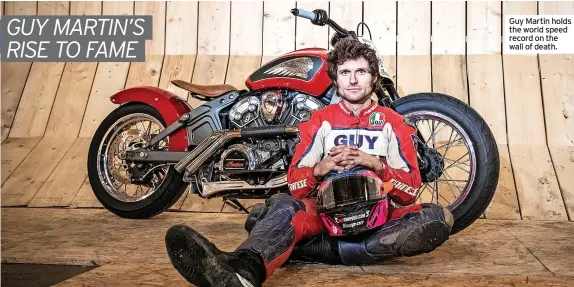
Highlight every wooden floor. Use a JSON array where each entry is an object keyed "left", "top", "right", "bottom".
[
  {"left": 1, "top": 1, "right": 574, "bottom": 222},
  {"left": 1, "top": 207, "right": 573, "bottom": 286}
]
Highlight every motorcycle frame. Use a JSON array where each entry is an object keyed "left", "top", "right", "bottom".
[{"left": 112, "top": 81, "right": 402, "bottom": 164}]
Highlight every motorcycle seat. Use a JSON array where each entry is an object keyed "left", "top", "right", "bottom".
[{"left": 171, "top": 80, "right": 237, "bottom": 98}]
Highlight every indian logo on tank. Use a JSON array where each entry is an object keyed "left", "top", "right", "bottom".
[
  {"left": 369, "top": 112, "right": 385, "bottom": 126},
  {"left": 263, "top": 57, "right": 314, "bottom": 79}
]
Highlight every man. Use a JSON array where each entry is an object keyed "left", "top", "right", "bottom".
[{"left": 165, "top": 38, "right": 454, "bottom": 287}]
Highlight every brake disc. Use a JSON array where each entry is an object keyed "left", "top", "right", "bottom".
[{"left": 108, "top": 131, "right": 132, "bottom": 185}]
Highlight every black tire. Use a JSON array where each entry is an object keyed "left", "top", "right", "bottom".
[
  {"left": 87, "top": 104, "right": 187, "bottom": 219},
  {"left": 394, "top": 93, "right": 500, "bottom": 234}
]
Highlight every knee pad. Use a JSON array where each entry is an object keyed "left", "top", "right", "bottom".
[
  {"left": 244, "top": 194, "right": 305, "bottom": 234},
  {"left": 245, "top": 203, "right": 267, "bottom": 234},
  {"left": 265, "top": 193, "right": 305, "bottom": 214}
]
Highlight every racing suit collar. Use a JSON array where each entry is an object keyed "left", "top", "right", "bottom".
[{"left": 338, "top": 100, "right": 378, "bottom": 117}]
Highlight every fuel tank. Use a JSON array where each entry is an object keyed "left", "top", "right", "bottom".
[{"left": 245, "top": 48, "right": 332, "bottom": 97}]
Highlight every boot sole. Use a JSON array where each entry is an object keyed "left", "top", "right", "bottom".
[{"left": 165, "top": 225, "right": 246, "bottom": 287}]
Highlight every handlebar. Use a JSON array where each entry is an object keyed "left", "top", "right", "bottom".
[
  {"left": 290, "top": 8, "right": 355, "bottom": 40},
  {"left": 291, "top": 8, "right": 316, "bottom": 21}
]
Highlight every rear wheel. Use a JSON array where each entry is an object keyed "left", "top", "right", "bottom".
[
  {"left": 394, "top": 93, "right": 499, "bottom": 234},
  {"left": 87, "top": 104, "right": 187, "bottom": 219}
]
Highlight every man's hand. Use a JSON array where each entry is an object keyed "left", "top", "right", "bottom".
[
  {"left": 330, "top": 145, "right": 384, "bottom": 174},
  {"left": 313, "top": 145, "right": 385, "bottom": 178},
  {"left": 313, "top": 146, "right": 358, "bottom": 178},
  {"left": 348, "top": 148, "right": 385, "bottom": 175}
]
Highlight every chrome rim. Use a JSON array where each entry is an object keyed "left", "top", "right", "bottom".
[
  {"left": 404, "top": 111, "right": 477, "bottom": 211},
  {"left": 96, "top": 113, "right": 170, "bottom": 203}
]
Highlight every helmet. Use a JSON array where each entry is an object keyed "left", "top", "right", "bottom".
[{"left": 317, "top": 167, "right": 390, "bottom": 237}]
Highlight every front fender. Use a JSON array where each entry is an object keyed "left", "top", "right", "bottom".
[{"left": 110, "top": 86, "right": 191, "bottom": 151}]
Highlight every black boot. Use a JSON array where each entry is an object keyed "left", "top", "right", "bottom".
[
  {"left": 287, "top": 233, "right": 342, "bottom": 265},
  {"left": 165, "top": 224, "right": 266, "bottom": 287},
  {"left": 337, "top": 204, "right": 454, "bottom": 265}
]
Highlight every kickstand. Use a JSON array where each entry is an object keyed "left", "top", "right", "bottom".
[{"left": 224, "top": 198, "right": 250, "bottom": 214}]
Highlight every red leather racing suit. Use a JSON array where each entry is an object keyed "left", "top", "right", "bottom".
[
  {"left": 236, "top": 101, "right": 436, "bottom": 279},
  {"left": 288, "top": 100, "right": 423, "bottom": 207}
]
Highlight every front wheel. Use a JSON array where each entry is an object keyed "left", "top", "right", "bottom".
[
  {"left": 394, "top": 93, "right": 499, "bottom": 234},
  {"left": 87, "top": 104, "right": 187, "bottom": 219}
]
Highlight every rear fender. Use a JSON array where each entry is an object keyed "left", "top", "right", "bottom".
[{"left": 110, "top": 86, "right": 191, "bottom": 151}]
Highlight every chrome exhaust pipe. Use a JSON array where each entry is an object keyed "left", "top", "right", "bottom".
[
  {"left": 174, "top": 130, "right": 241, "bottom": 173},
  {"left": 174, "top": 126, "right": 298, "bottom": 175},
  {"left": 200, "top": 174, "right": 287, "bottom": 197}
]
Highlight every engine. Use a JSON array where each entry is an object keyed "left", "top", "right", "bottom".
[
  {"left": 218, "top": 90, "right": 325, "bottom": 183},
  {"left": 228, "top": 90, "right": 324, "bottom": 128}
]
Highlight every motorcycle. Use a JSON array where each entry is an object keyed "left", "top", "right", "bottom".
[{"left": 87, "top": 8, "right": 499, "bottom": 234}]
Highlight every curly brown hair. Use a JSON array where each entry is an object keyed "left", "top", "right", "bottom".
[{"left": 326, "top": 37, "right": 380, "bottom": 83}]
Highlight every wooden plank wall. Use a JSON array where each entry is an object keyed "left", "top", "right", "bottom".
[
  {"left": 1, "top": 1, "right": 573, "bottom": 222},
  {"left": 2, "top": 2, "right": 70, "bottom": 206},
  {"left": 503, "top": 1, "right": 567, "bottom": 220},
  {"left": 467, "top": 1, "right": 521, "bottom": 220},
  {"left": 538, "top": 1, "right": 574, "bottom": 220}
]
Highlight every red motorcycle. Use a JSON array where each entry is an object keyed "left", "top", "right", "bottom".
[{"left": 87, "top": 8, "right": 499, "bottom": 234}]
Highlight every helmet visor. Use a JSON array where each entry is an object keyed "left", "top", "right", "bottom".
[{"left": 318, "top": 174, "right": 383, "bottom": 211}]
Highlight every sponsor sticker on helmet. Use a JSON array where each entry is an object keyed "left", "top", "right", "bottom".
[{"left": 369, "top": 112, "right": 385, "bottom": 126}]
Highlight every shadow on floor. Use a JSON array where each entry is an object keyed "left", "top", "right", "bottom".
[{"left": 1, "top": 263, "right": 98, "bottom": 287}]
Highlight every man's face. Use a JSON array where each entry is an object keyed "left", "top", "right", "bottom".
[{"left": 335, "top": 57, "right": 377, "bottom": 104}]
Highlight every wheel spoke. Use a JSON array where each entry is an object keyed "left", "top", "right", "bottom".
[
  {"left": 443, "top": 152, "right": 470, "bottom": 171},
  {"left": 426, "top": 182, "right": 451, "bottom": 205},
  {"left": 442, "top": 128, "right": 456, "bottom": 157},
  {"left": 145, "top": 185, "right": 153, "bottom": 195},
  {"left": 423, "top": 183, "right": 434, "bottom": 203},
  {"left": 426, "top": 122, "right": 447, "bottom": 146},
  {"left": 98, "top": 113, "right": 171, "bottom": 203},
  {"left": 441, "top": 169, "right": 463, "bottom": 195},
  {"left": 417, "top": 183, "right": 434, "bottom": 204},
  {"left": 437, "top": 179, "right": 468, "bottom": 183},
  {"left": 432, "top": 120, "right": 436, "bottom": 148},
  {"left": 399, "top": 112, "right": 477, "bottom": 213},
  {"left": 122, "top": 134, "right": 129, "bottom": 151},
  {"left": 443, "top": 157, "right": 471, "bottom": 166},
  {"left": 438, "top": 177, "right": 461, "bottom": 200},
  {"left": 425, "top": 120, "right": 432, "bottom": 139},
  {"left": 139, "top": 121, "right": 147, "bottom": 134},
  {"left": 437, "top": 150, "right": 468, "bottom": 200},
  {"left": 423, "top": 182, "right": 435, "bottom": 203},
  {"left": 152, "top": 126, "right": 161, "bottom": 135},
  {"left": 434, "top": 179, "right": 439, "bottom": 203},
  {"left": 436, "top": 136, "right": 463, "bottom": 150},
  {"left": 443, "top": 158, "right": 471, "bottom": 173}
]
